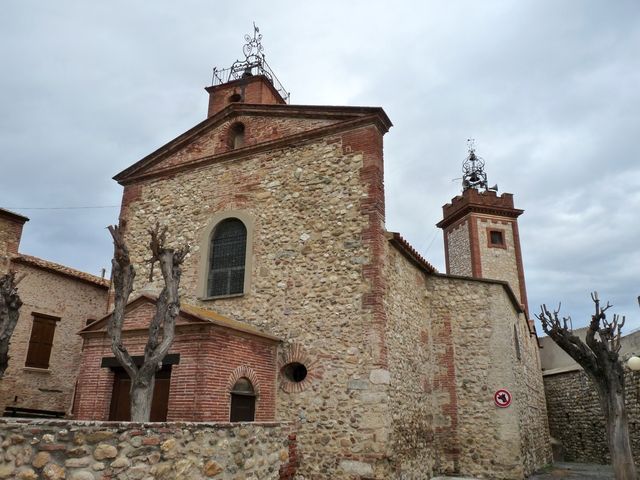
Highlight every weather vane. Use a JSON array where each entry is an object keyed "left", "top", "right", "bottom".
[
  {"left": 461, "top": 139, "right": 497, "bottom": 192},
  {"left": 210, "top": 23, "right": 290, "bottom": 103},
  {"left": 242, "top": 23, "right": 264, "bottom": 61}
]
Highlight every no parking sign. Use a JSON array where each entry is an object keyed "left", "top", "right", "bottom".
[{"left": 494, "top": 389, "right": 512, "bottom": 408}]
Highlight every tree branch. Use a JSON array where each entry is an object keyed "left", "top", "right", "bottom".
[{"left": 107, "top": 223, "right": 137, "bottom": 379}]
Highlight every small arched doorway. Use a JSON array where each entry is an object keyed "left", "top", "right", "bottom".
[{"left": 230, "top": 377, "right": 256, "bottom": 422}]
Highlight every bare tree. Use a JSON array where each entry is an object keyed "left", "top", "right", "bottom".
[
  {"left": 107, "top": 222, "right": 189, "bottom": 422},
  {"left": 537, "top": 293, "right": 637, "bottom": 480},
  {"left": 0, "top": 271, "right": 24, "bottom": 378}
]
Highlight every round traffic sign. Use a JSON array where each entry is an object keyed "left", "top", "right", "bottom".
[{"left": 494, "top": 389, "right": 512, "bottom": 408}]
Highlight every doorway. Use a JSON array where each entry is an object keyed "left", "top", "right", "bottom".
[{"left": 108, "top": 366, "right": 171, "bottom": 421}]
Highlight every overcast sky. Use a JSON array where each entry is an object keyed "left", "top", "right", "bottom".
[{"left": 1, "top": 1, "right": 638, "bottom": 332}]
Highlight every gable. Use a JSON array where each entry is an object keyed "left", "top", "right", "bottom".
[
  {"left": 79, "top": 294, "right": 280, "bottom": 341},
  {"left": 114, "top": 104, "right": 391, "bottom": 184},
  {"left": 141, "top": 114, "right": 341, "bottom": 178},
  {"left": 80, "top": 295, "right": 207, "bottom": 333}
]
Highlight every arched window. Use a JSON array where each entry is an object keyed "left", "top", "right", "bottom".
[
  {"left": 207, "top": 218, "right": 247, "bottom": 297},
  {"left": 229, "top": 122, "right": 245, "bottom": 149},
  {"left": 230, "top": 377, "right": 256, "bottom": 422}
]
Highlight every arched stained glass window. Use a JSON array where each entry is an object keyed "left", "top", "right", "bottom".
[
  {"left": 230, "top": 377, "right": 256, "bottom": 422},
  {"left": 207, "top": 218, "right": 247, "bottom": 297}
]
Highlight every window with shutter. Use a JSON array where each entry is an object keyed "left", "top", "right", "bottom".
[
  {"left": 207, "top": 218, "right": 247, "bottom": 297},
  {"left": 25, "top": 314, "right": 59, "bottom": 369}
]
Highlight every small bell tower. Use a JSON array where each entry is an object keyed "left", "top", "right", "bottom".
[
  {"left": 437, "top": 141, "right": 529, "bottom": 314},
  {"left": 204, "top": 24, "right": 290, "bottom": 118}
]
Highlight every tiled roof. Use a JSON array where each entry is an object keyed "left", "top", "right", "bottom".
[
  {"left": 387, "top": 232, "right": 438, "bottom": 274},
  {"left": 181, "top": 303, "right": 281, "bottom": 341},
  {"left": 81, "top": 293, "right": 280, "bottom": 342},
  {"left": 0, "top": 207, "right": 29, "bottom": 223},
  {"left": 12, "top": 254, "right": 110, "bottom": 288}
]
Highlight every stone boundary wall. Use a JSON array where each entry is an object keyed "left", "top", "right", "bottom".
[
  {"left": 544, "top": 368, "right": 640, "bottom": 464},
  {"left": 0, "top": 419, "right": 297, "bottom": 480}
]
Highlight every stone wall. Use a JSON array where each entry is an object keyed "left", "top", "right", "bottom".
[
  {"left": 383, "top": 245, "right": 437, "bottom": 478},
  {"left": 381, "top": 242, "right": 551, "bottom": 479},
  {"left": 425, "top": 275, "right": 551, "bottom": 479},
  {"left": 511, "top": 307, "right": 550, "bottom": 475},
  {"left": 445, "top": 220, "right": 472, "bottom": 277},
  {"left": 0, "top": 418, "right": 297, "bottom": 479},
  {"left": 0, "top": 261, "right": 109, "bottom": 414},
  {"left": 544, "top": 369, "right": 640, "bottom": 464}
]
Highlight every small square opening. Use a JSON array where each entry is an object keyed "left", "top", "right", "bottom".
[{"left": 489, "top": 230, "right": 504, "bottom": 246}]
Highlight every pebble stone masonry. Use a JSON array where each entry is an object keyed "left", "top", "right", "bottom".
[{"left": 0, "top": 419, "right": 297, "bottom": 480}]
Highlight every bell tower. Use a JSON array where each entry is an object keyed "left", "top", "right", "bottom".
[
  {"left": 204, "top": 24, "right": 289, "bottom": 118},
  {"left": 436, "top": 142, "right": 529, "bottom": 314}
]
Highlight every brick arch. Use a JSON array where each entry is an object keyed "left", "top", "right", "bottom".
[
  {"left": 227, "top": 121, "right": 245, "bottom": 149},
  {"left": 279, "top": 343, "right": 322, "bottom": 393},
  {"left": 226, "top": 365, "right": 261, "bottom": 396}
]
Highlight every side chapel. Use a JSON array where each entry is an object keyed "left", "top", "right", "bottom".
[{"left": 70, "top": 27, "right": 550, "bottom": 479}]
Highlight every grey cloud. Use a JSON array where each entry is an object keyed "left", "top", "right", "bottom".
[{"left": 1, "top": 0, "right": 638, "bottom": 331}]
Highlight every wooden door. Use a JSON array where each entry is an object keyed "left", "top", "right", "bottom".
[
  {"left": 109, "top": 367, "right": 171, "bottom": 421},
  {"left": 230, "top": 394, "right": 255, "bottom": 422}
]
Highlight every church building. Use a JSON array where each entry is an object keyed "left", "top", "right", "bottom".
[{"left": 32, "top": 28, "right": 551, "bottom": 479}]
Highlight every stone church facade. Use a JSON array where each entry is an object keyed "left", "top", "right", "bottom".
[
  {"left": 1, "top": 35, "right": 552, "bottom": 477},
  {"left": 67, "top": 62, "right": 551, "bottom": 477}
]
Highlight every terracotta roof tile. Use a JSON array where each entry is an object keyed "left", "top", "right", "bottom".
[
  {"left": 81, "top": 293, "right": 280, "bottom": 342},
  {"left": 12, "top": 254, "right": 110, "bottom": 288},
  {"left": 387, "top": 232, "right": 438, "bottom": 274},
  {"left": 0, "top": 207, "right": 29, "bottom": 223},
  {"left": 181, "top": 303, "right": 280, "bottom": 341}
]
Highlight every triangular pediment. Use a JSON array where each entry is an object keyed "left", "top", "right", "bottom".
[
  {"left": 80, "top": 294, "right": 208, "bottom": 333},
  {"left": 114, "top": 103, "right": 391, "bottom": 184},
  {"left": 79, "top": 293, "right": 280, "bottom": 341}
]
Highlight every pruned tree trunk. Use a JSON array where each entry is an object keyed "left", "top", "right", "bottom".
[
  {"left": 538, "top": 293, "right": 637, "bottom": 480},
  {"left": 0, "top": 271, "right": 24, "bottom": 378},
  {"left": 107, "top": 222, "right": 189, "bottom": 422},
  {"left": 606, "top": 387, "right": 635, "bottom": 480}
]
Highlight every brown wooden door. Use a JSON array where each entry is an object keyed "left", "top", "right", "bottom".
[
  {"left": 109, "top": 367, "right": 171, "bottom": 421},
  {"left": 230, "top": 394, "right": 255, "bottom": 422}
]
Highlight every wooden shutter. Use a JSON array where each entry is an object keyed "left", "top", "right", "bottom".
[{"left": 25, "top": 315, "right": 58, "bottom": 369}]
